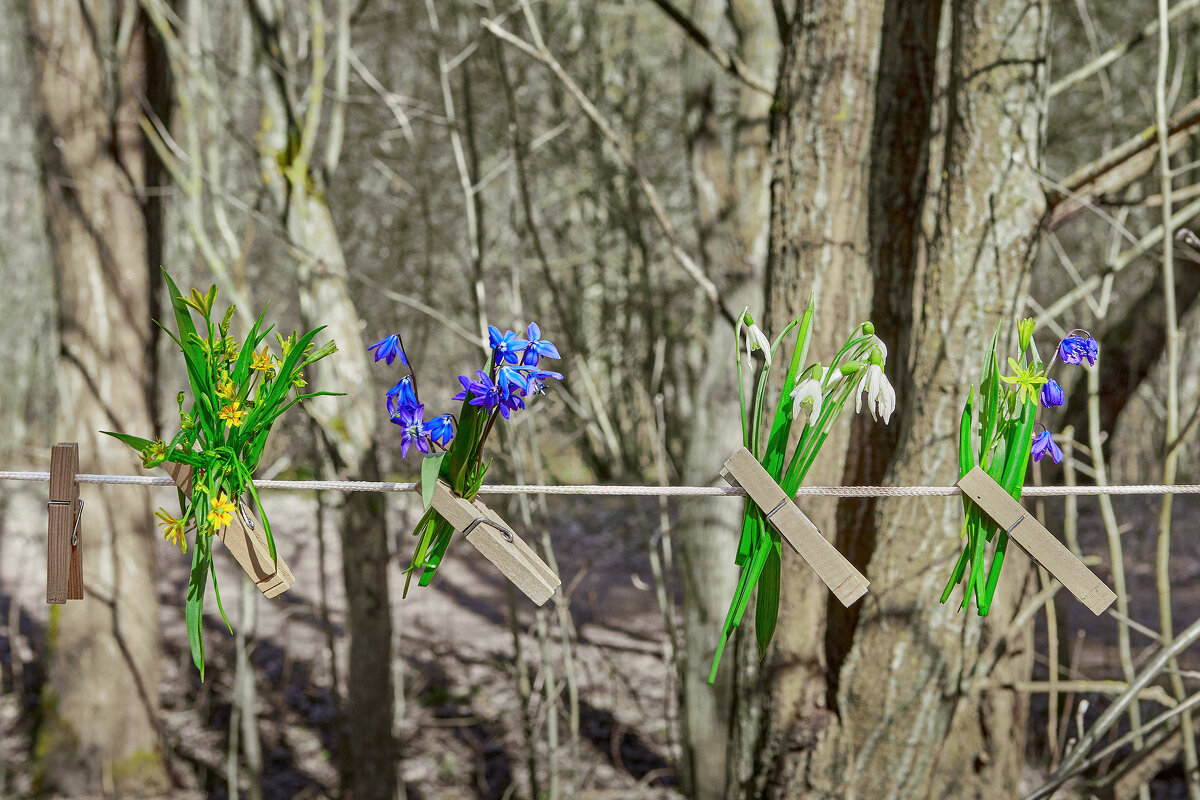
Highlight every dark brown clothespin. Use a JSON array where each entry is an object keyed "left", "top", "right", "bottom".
[
  {"left": 47, "top": 442, "right": 84, "bottom": 604},
  {"left": 164, "top": 463, "right": 295, "bottom": 597},
  {"left": 427, "top": 479, "right": 560, "bottom": 605},
  {"left": 720, "top": 447, "right": 868, "bottom": 606},
  {"left": 957, "top": 467, "right": 1116, "bottom": 615}
]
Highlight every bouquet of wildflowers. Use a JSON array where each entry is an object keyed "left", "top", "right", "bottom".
[
  {"left": 941, "top": 320, "right": 1097, "bottom": 614},
  {"left": 368, "top": 323, "right": 562, "bottom": 594},
  {"left": 104, "top": 270, "right": 339, "bottom": 678},
  {"left": 709, "top": 295, "right": 893, "bottom": 682}
]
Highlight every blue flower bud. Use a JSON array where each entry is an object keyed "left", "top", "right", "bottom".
[{"left": 1039, "top": 378, "right": 1065, "bottom": 408}]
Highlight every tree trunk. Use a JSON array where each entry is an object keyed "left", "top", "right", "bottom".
[
  {"left": 676, "top": 1, "right": 777, "bottom": 797},
  {"left": 29, "top": 1, "right": 169, "bottom": 793},
  {"left": 727, "top": 0, "right": 886, "bottom": 794},
  {"left": 0, "top": 0, "right": 55, "bottom": 455},
  {"left": 768, "top": 0, "right": 1049, "bottom": 796},
  {"left": 250, "top": 5, "right": 397, "bottom": 794}
]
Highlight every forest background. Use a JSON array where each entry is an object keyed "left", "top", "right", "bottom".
[{"left": 3, "top": 0, "right": 1200, "bottom": 798}]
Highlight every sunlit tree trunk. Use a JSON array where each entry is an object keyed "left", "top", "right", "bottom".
[
  {"left": 752, "top": 0, "right": 1049, "bottom": 796},
  {"left": 248, "top": 3, "right": 396, "bottom": 797},
  {"left": 676, "top": 1, "right": 777, "bottom": 797},
  {"left": 29, "top": 1, "right": 169, "bottom": 793}
]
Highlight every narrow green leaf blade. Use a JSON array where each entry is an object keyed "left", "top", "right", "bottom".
[{"left": 421, "top": 452, "right": 447, "bottom": 510}]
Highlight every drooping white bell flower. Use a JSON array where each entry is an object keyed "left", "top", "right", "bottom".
[{"left": 855, "top": 361, "right": 896, "bottom": 424}]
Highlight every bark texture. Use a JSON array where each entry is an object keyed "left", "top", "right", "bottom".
[
  {"left": 250, "top": 5, "right": 396, "bottom": 796},
  {"left": 29, "top": 1, "right": 168, "bottom": 793},
  {"left": 735, "top": 0, "right": 886, "bottom": 794},
  {"left": 676, "top": 1, "right": 776, "bottom": 797},
  {"left": 798, "top": 0, "right": 1049, "bottom": 796},
  {"left": 0, "top": 0, "right": 55, "bottom": 453}
]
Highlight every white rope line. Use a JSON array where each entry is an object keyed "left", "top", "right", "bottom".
[{"left": 2, "top": 470, "right": 1198, "bottom": 497}]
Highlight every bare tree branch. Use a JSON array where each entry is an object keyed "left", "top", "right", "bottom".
[
  {"left": 1048, "top": 0, "right": 1200, "bottom": 98},
  {"left": 482, "top": 14, "right": 739, "bottom": 328},
  {"left": 646, "top": 0, "right": 774, "bottom": 96}
]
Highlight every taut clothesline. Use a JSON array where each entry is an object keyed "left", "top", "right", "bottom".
[{"left": 2, "top": 470, "right": 1198, "bottom": 497}]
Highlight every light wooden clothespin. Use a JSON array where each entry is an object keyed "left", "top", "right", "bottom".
[
  {"left": 426, "top": 479, "right": 560, "bottom": 606},
  {"left": 165, "top": 463, "right": 295, "bottom": 598},
  {"left": 957, "top": 466, "right": 1116, "bottom": 615},
  {"left": 720, "top": 447, "right": 869, "bottom": 606},
  {"left": 47, "top": 442, "right": 84, "bottom": 604}
]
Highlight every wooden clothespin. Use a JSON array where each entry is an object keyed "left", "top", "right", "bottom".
[
  {"left": 47, "top": 442, "right": 84, "bottom": 604},
  {"left": 164, "top": 463, "right": 295, "bottom": 598},
  {"left": 426, "top": 479, "right": 561, "bottom": 606},
  {"left": 720, "top": 447, "right": 869, "bottom": 606},
  {"left": 957, "top": 466, "right": 1116, "bottom": 615}
]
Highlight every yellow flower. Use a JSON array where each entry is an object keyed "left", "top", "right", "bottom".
[
  {"left": 216, "top": 375, "right": 236, "bottom": 401},
  {"left": 222, "top": 337, "right": 240, "bottom": 362},
  {"left": 218, "top": 400, "right": 248, "bottom": 427},
  {"left": 250, "top": 347, "right": 273, "bottom": 372},
  {"left": 292, "top": 371, "right": 307, "bottom": 389},
  {"left": 155, "top": 508, "right": 187, "bottom": 553},
  {"left": 1000, "top": 357, "right": 1048, "bottom": 406},
  {"left": 141, "top": 440, "right": 168, "bottom": 468},
  {"left": 208, "top": 495, "right": 236, "bottom": 529}
]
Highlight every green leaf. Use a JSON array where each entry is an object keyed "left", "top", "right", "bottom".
[
  {"left": 421, "top": 452, "right": 447, "bottom": 509},
  {"left": 101, "top": 431, "right": 156, "bottom": 454},
  {"left": 755, "top": 539, "right": 782, "bottom": 659},
  {"left": 209, "top": 552, "right": 232, "bottom": 634},
  {"left": 979, "top": 325, "right": 1002, "bottom": 467},
  {"left": 186, "top": 532, "right": 211, "bottom": 681},
  {"left": 763, "top": 297, "right": 815, "bottom": 481}
]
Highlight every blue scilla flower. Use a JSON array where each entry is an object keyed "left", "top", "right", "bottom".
[
  {"left": 467, "top": 370, "right": 504, "bottom": 413},
  {"left": 426, "top": 414, "right": 455, "bottom": 446},
  {"left": 501, "top": 387, "right": 525, "bottom": 417},
  {"left": 1040, "top": 378, "right": 1065, "bottom": 408},
  {"left": 387, "top": 375, "right": 419, "bottom": 416},
  {"left": 1059, "top": 333, "right": 1099, "bottom": 366},
  {"left": 523, "top": 368, "right": 563, "bottom": 396},
  {"left": 368, "top": 333, "right": 407, "bottom": 366},
  {"left": 489, "top": 326, "right": 528, "bottom": 365},
  {"left": 1031, "top": 429, "right": 1063, "bottom": 464},
  {"left": 391, "top": 404, "right": 431, "bottom": 459},
  {"left": 522, "top": 322, "right": 560, "bottom": 366},
  {"left": 496, "top": 364, "right": 530, "bottom": 393},
  {"left": 452, "top": 375, "right": 473, "bottom": 402}
]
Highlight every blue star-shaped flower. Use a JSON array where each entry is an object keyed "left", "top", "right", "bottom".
[
  {"left": 391, "top": 403, "right": 431, "bottom": 458},
  {"left": 426, "top": 414, "right": 455, "bottom": 446},
  {"left": 523, "top": 367, "right": 563, "bottom": 396},
  {"left": 489, "top": 326, "right": 528, "bottom": 365},
  {"left": 452, "top": 375, "right": 474, "bottom": 402},
  {"left": 467, "top": 370, "right": 503, "bottom": 414},
  {"left": 521, "top": 322, "right": 560, "bottom": 366},
  {"left": 496, "top": 364, "right": 530, "bottom": 393},
  {"left": 387, "top": 375, "right": 419, "bottom": 417},
  {"left": 1058, "top": 334, "right": 1099, "bottom": 366},
  {"left": 368, "top": 333, "right": 408, "bottom": 366},
  {"left": 1031, "top": 429, "right": 1063, "bottom": 464}
]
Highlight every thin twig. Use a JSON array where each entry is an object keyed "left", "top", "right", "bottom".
[
  {"left": 1048, "top": 0, "right": 1200, "bottom": 97},
  {"left": 645, "top": 0, "right": 774, "bottom": 96},
  {"left": 482, "top": 15, "right": 738, "bottom": 327}
]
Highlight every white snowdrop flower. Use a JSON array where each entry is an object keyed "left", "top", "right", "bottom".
[{"left": 855, "top": 362, "right": 896, "bottom": 424}]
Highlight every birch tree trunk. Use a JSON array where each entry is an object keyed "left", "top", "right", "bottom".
[
  {"left": 766, "top": 0, "right": 1049, "bottom": 796},
  {"left": 676, "top": 2, "right": 777, "bottom": 797},
  {"left": 29, "top": 1, "right": 169, "bottom": 793}
]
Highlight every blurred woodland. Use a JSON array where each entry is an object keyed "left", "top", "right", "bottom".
[{"left": 4, "top": 0, "right": 1200, "bottom": 798}]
